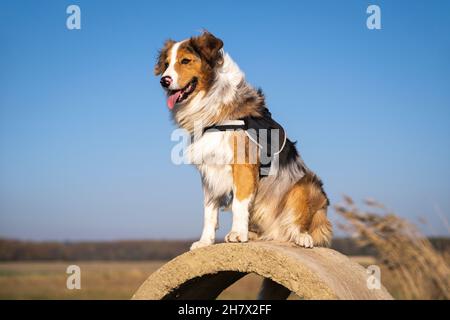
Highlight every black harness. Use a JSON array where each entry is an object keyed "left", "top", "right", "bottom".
[{"left": 203, "top": 108, "right": 287, "bottom": 176}]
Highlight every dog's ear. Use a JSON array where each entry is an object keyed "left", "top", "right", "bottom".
[
  {"left": 189, "top": 31, "right": 224, "bottom": 68},
  {"left": 154, "top": 39, "right": 175, "bottom": 76}
]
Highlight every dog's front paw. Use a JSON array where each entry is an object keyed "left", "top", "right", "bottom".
[
  {"left": 190, "top": 240, "right": 213, "bottom": 250},
  {"left": 225, "top": 231, "right": 248, "bottom": 243},
  {"left": 295, "top": 233, "right": 314, "bottom": 248}
]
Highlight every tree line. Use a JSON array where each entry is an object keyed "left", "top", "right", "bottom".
[{"left": 0, "top": 238, "right": 448, "bottom": 261}]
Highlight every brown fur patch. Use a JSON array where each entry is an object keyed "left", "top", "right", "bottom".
[
  {"left": 154, "top": 39, "right": 175, "bottom": 76},
  {"left": 183, "top": 31, "right": 224, "bottom": 95},
  {"left": 283, "top": 172, "right": 331, "bottom": 245},
  {"left": 189, "top": 31, "right": 223, "bottom": 68},
  {"left": 231, "top": 132, "right": 259, "bottom": 201},
  {"left": 231, "top": 131, "right": 259, "bottom": 165},
  {"left": 174, "top": 41, "right": 210, "bottom": 92},
  {"left": 174, "top": 45, "right": 202, "bottom": 87},
  {"left": 309, "top": 208, "right": 332, "bottom": 246},
  {"left": 232, "top": 164, "right": 258, "bottom": 201}
]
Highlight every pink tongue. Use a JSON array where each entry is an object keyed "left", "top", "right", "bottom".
[{"left": 167, "top": 91, "right": 182, "bottom": 109}]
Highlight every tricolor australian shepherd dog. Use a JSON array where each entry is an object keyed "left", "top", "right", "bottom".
[{"left": 155, "top": 31, "right": 332, "bottom": 250}]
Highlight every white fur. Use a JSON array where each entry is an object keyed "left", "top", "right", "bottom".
[
  {"left": 199, "top": 164, "right": 233, "bottom": 200},
  {"left": 176, "top": 53, "right": 245, "bottom": 130},
  {"left": 190, "top": 202, "right": 219, "bottom": 250},
  {"left": 187, "top": 130, "right": 234, "bottom": 166},
  {"left": 226, "top": 196, "right": 251, "bottom": 243},
  {"left": 190, "top": 52, "right": 244, "bottom": 110},
  {"left": 187, "top": 128, "right": 235, "bottom": 200},
  {"left": 297, "top": 233, "right": 314, "bottom": 248},
  {"left": 259, "top": 208, "right": 314, "bottom": 248},
  {"left": 162, "top": 41, "right": 182, "bottom": 90},
  {"left": 188, "top": 130, "right": 235, "bottom": 250},
  {"left": 183, "top": 53, "right": 253, "bottom": 249}
]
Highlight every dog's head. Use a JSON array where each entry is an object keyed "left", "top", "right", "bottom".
[{"left": 154, "top": 31, "right": 224, "bottom": 110}]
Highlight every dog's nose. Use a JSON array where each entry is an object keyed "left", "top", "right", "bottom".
[{"left": 160, "top": 76, "right": 172, "bottom": 88}]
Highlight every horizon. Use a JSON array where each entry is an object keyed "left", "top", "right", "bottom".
[
  {"left": 1, "top": 0, "right": 450, "bottom": 240},
  {"left": 1, "top": 235, "right": 450, "bottom": 243}
]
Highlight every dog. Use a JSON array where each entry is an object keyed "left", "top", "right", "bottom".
[{"left": 155, "top": 31, "right": 332, "bottom": 250}]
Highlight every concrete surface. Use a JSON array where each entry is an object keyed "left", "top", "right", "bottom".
[{"left": 132, "top": 241, "right": 393, "bottom": 300}]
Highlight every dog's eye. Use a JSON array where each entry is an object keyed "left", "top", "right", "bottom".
[
  {"left": 181, "top": 58, "right": 191, "bottom": 65},
  {"left": 164, "top": 62, "right": 169, "bottom": 68}
]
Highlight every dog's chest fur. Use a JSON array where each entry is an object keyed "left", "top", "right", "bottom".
[{"left": 187, "top": 131, "right": 235, "bottom": 199}]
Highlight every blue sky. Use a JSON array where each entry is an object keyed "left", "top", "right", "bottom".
[{"left": 0, "top": 0, "right": 449, "bottom": 240}]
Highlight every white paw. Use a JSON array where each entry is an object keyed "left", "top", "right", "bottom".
[
  {"left": 190, "top": 240, "right": 213, "bottom": 250},
  {"left": 225, "top": 231, "right": 248, "bottom": 243},
  {"left": 296, "top": 233, "right": 314, "bottom": 248}
]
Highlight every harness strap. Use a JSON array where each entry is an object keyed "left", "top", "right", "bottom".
[
  {"left": 203, "top": 120, "right": 246, "bottom": 133},
  {"left": 202, "top": 115, "right": 287, "bottom": 177}
]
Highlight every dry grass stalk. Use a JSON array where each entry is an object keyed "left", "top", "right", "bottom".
[{"left": 335, "top": 196, "right": 450, "bottom": 299}]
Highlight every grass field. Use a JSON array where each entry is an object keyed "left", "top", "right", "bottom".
[
  {"left": 0, "top": 257, "right": 375, "bottom": 300},
  {"left": 0, "top": 261, "right": 265, "bottom": 299},
  {"left": 0, "top": 261, "right": 159, "bottom": 299}
]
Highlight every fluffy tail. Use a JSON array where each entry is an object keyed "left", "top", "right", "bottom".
[{"left": 309, "top": 208, "right": 333, "bottom": 247}]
